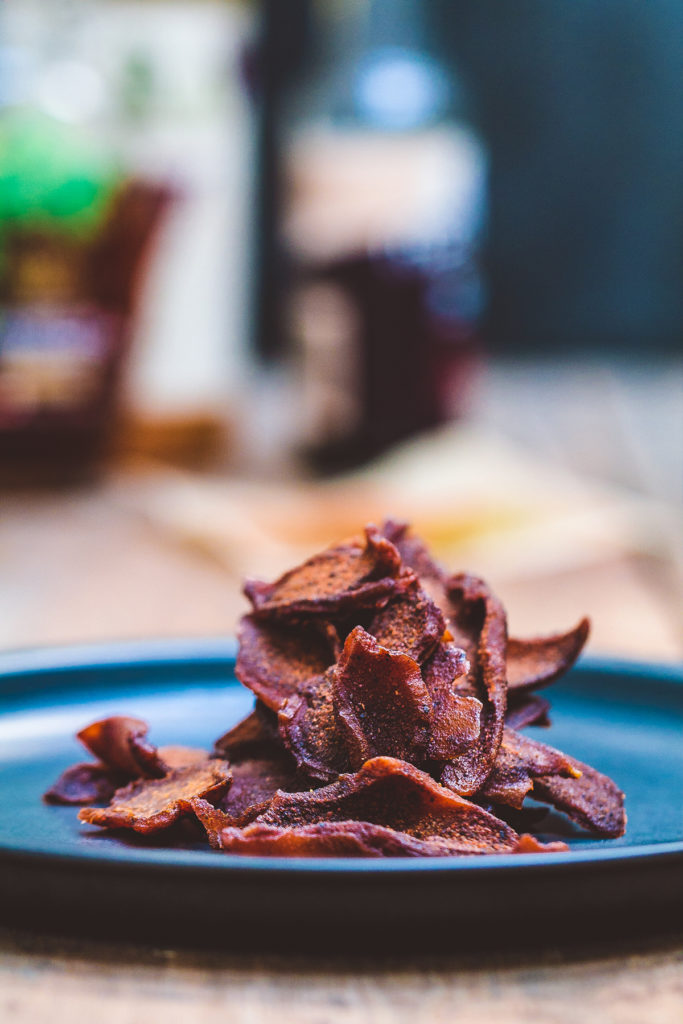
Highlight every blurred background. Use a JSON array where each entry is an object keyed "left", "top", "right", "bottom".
[{"left": 1, "top": 0, "right": 681, "bottom": 661}]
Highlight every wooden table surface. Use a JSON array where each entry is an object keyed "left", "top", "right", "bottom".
[{"left": 1, "top": 474, "right": 682, "bottom": 1024}]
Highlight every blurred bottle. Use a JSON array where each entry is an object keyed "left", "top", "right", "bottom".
[
  {"left": 278, "top": 0, "right": 487, "bottom": 471},
  {"left": 0, "top": 0, "right": 175, "bottom": 486}
]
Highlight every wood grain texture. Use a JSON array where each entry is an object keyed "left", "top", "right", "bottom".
[{"left": 1, "top": 930, "right": 682, "bottom": 1024}]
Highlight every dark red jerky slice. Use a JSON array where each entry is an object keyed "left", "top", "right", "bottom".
[
  {"left": 381, "top": 520, "right": 445, "bottom": 592},
  {"left": 368, "top": 577, "right": 445, "bottom": 663},
  {"left": 422, "top": 642, "right": 481, "bottom": 759},
  {"left": 189, "top": 798, "right": 231, "bottom": 848},
  {"left": 534, "top": 757, "right": 626, "bottom": 838},
  {"left": 253, "top": 757, "right": 520, "bottom": 854},
  {"left": 213, "top": 702, "right": 280, "bottom": 760},
  {"left": 381, "top": 521, "right": 588, "bottom": 704},
  {"left": 78, "top": 761, "right": 231, "bottom": 834},
  {"left": 333, "top": 627, "right": 431, "bottom": 769},
  {"left": 44, "top": 762, "right": 126, "bottom": 806},
  {"left": 480, "top": 728, "right": 579, "bottom": 810},
  {"left": 77, "top": 716, "right": 167, "bottom": 779},
  {"left": 278, "top": 669, "right": 349, "bottom": 782},
  {"left": 235, "top": 615, "right": 337, "bottom": 711},
  {"left": 244, "top": 525, "right": 402, "bottom": 620},
  {"left": 505, "top": 694, "right": 551, "bottom": 730},
  {"left": 218, "top": 753, "right": 303, "bottom": 825},
  {"left": 439, "top": 574, "right": 508, "bottom": 797},
  {"left": 213, "top": 820, "right": 424, "bottom": 857},
  {"left": 213, "top": 819, "right": 567, "bottom": 857},
  {"left": 507, "top": 618, "right": 590, "bottom": 693}
]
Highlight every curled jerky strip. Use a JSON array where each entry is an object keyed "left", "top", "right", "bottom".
[
  {"left": 368, "top": 576, "right": 445, "bottom": 663},
  {"left": 235, "top": 615, "right": 338, "bottom": 711},
  {"left": 333, "top": 627, "right": 432, "bottom": 769},
  {"left": 439, "top": 575, "right": 508, "bottom": 797},
  {"left": 480, "top": 728, "right": 580, "bottom": 810},
  {"left": 214, "top": 703, "right": 304, "bottom": 825},
  {"left": 217, "top": 753, "right": 304, "bottom": 826},
  {"left": 382, "top": 521, "right": 589, "bottom": 698},
  {"left": 278, "top": 670, "right": 348, "bottom": 782},
  {"left": 381, "top": 519, "right": 446, "bottom": 604},
  {"left": 79, "top": 761, "right": 231, "bottom": 834},
  {"left": 44, "top": 762, "right": 127, "bottom": 806},
  {"left": 505, "top": 694, "right": 551, "bottom": 730},
  {"left": 201, "top": 757, "right": 566, "bottom": 857},
  {"left": 45, "top": 716, "right": 171, "bottom": 806},
  {"left": 207, "top": 820, "right": 566, "bottom": 858},
  {"left": 507, "top": 618, "right": 590, "bottom": 694},
  {"left": 534, "top": 758, "right": 626, "bottom": 838},
  {"left": 244, "top": 525, "right": 402, "bottom": 620},
  {"left": 77, "top": 715, "right": 168, "bottom": 779},
  {"left": 422, "top": 643, "right": 481, "bottom": 759}
]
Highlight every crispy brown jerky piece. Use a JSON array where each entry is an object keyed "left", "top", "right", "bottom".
[
  {"left": 213, "top": 701, "right": 280, "bottom": 760},
  {"left": 534, "top": 758, "right": 626, "bottom": 837},
  {"left": 368, "top": 576, "right": 445, "bottom": 663},
  {"left": 421, "top": 643, "right": 481, "bottom": 765},
  {"left": 422, "top": 643, "right": 481, "bottom": 759},
  {"left": 220, "top": 754, "right": 302, "bottom": 825},
  {"left": 439, "top": 574, "right": 508, "bottom": 796},
  {"left": 78, "top": 761, "right": 231, "bottom": 834},
  {"left": 507, "top": 618, "right": 590, "bottom": 693},
  {"left": 193, "top": 749, "right": 305, "bottom": 838},
  {"left": 505, "top": 694, "right": 551, "bottom": 730},
  {"left": 213, "top": 819, "right": 567, "bottom": 857},
  {"left": 480, "top": 728, "right": 580, "bottom": 810},
  {"left": 235, "top": 616, "right": 338, "bottom": 711},
  {"left": 213, "top": 819, "right": 422, "bottom": 857},
  {"left": 278, "top": 669, "right": 349, "bottom": 782},
  {"left": 382, "top": 521, "right": 588, "bottom": 701},
  {"left": 333, "top": 627, "right": 431, "bottom": 769},
  {"left": 247, "top": 757, "right": 521, "bottom": 855},
  {"left": 244, "top": 525, "right": 402, "bottom": 620},
  {"left": 381, "top": 520, "right": 445, "bottom": 598},
  {"left": 77, "top": 716, "right": 167, "bottom": 779},
  {"left": 44, "top": 762, "right": 126, "bottom": 806}
]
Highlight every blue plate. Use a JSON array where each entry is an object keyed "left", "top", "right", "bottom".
[{"left": 0, "top": 640, "right": 681, "bottom": 951}]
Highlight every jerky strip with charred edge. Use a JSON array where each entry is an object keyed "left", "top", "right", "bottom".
[
  {"left": 244, "top": 525, "right": 403, "bottom": 620},
  {"left": 204, "top": 757, "right": 566, "bottom": 856},
  {"left": 333, "top": 627, "right": 431, "bottom": 769},
  {"left": 235, "top": 616, "right": 338, "bottom": 712},
  {"left": 507, "top": 618, "right": 590, "bottom": 693},
  {"left": 505, "top": 694, "right": 551, "bottom": 730},
  {"left": 278, "top": 669, "right": 349, "bottom": 782},
  {"left": 440, "top": 574, "right": 508, "bottom": 797},
  {"left": 534, "top": 758, "right": 626, "bottom": 838},
  {"left": 77, "top": 716, "right": 167, "bottom": 779},
  {"left": 204, "top": 819, "right": 567, "bottom": 858},
  {"left": 78, "top": 761, "right": 231, "bottom": 834},
  {"left": 422, "top": 642, "right": 481, "bottom": 759},
  {"left": 44, "top": 762, "right": 127, "bottom": 806},
  {"left": 480, "top": 728, "right": 580, "bottom": 810},
  {"left": 368, "top": 576, "right": 445, "bottom": 663}
]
